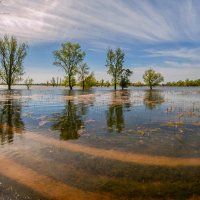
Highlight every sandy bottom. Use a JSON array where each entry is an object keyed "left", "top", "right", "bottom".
[{"left": 25, "top": 132, "right": 200, "bottom": 167}]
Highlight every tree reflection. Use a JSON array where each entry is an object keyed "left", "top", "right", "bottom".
[
  {"left": 51, "top": 100, "right": 87, "bottom": 140},
  {"left": 143, "top": 90, "right": 165, "bottom": 110},
  {"left": 0, "top": 91, "right": 24, "bottom": 144},
  {"left": 107, "top": 105, "right": 124, "bottom": 133},
  {"left": 107, "top": 90, "right": 131, "bottom": 133}
]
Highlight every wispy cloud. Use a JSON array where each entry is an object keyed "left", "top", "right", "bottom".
[
  {"left": 163, "top": 60, "right": 200, "bottom": 68},
  {"left": 148, "top": 48, "right": 200, "bottom": 62},
  {"left": 1, "top": 0, "right": 200, "bottom": 45}
]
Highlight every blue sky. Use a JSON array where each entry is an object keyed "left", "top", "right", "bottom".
[{"left": 1, "top": 0, "right": 200, "bottom": 83}]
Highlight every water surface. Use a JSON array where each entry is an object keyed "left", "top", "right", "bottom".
[{"left": 0, "top": 86, "right": 200, "bottom": 199}]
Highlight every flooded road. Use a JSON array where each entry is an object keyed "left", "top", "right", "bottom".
[{"left": 0, "top": 86, "right": 200, "bottom": 199}]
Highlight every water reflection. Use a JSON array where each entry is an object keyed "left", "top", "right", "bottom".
[
  {"left": 0, "top": 91, "right": 24, "bottom": 144},
  {"left": 63, "top": 89, "right": 95, "bottom": 97},
  {"left": 51, "top": 100, "right": 87, "bottom": 140},
  {"left": 107, "top": 91, "right": 131, "bottom": 133},
  {"left": 143, "top": 90, "right": 165, "bottom": 110}
]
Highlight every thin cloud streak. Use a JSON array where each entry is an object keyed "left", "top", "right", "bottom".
[{"left": 148, "top": 48, "right": 200, "bottom": 62}]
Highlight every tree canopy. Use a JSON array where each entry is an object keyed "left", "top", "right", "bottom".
[
  {"left": 106, "top": 48, "right": 124, "bottom": 90},
  {"left": 77, "top": 63, "right": 89, "bottom": 90},
  {"left": 0, "top": 35, "right": 28, "bottom": 90},
  {"left": 85, "top": 72, "right": 96, "bottom": 88},
  {"left": 53, "top": 43, "right": 85, "bottom": 90},
  {"left": 120, "top": 68, "right": 133, "bottom": 90},
  {"left": 143, "top": 68, "right": 164, "bottom": 90}
]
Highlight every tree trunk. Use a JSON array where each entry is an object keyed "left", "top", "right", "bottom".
[
  {"left": 8, "top": 83, "right": 11, "bottom": 90},
  {"left": 69, "top": 76, "right": 72, "bottom": 90},
  {"left": 150, "top": 84, "right": 152, "bottom": 90},
  {"left": 69, "top": 84, "right": 72, "bottom": 90},
  {"left": 82, "top": 80, "right": 85, "bottom": 90},
  {"left": 8, "top": 73, "right": 11, "bottom": 90}
]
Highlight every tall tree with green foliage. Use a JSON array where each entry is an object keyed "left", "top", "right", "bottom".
[
  {"left": 120, "top": 68, "right": 133, "bottom": 90},
  {"left": 53, "top": 43, "right": 85, "bottom": 90},
  {"left": 106, "top": 48, "right": 124, "bottom": 90},
  {"left": 77, "top": 63, "right": 89, "bottom": 90},
  {"left": 143, "top": 68, "right": 164, "bottom": 90},
  {"left": 0, "top": 35, "right": 28, "bottom": 90}
]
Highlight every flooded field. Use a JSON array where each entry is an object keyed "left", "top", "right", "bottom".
[{"left": 0, "top": 86, "right": 200, "bottom": 200}]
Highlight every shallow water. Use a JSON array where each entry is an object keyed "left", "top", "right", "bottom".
[{"left": 0, "top": 86, "right": 200, "bottom": 199}]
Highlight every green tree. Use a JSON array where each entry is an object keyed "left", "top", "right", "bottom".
[
  {"left": 63, "top": 76, "right": 76, "bottom": 87},
  {"left": 106, "top": 48, "right": 124, "bottom": 90},
  {"left": 24, "top": 77, "right": 33, "bottom": 90},
  {"left": 120, "top": 68, "right": 133, "bottom": 90},
  {"left": 143, "top": 68, "right": 164, "bottom": 90},
  {"left": 105, "top": 81, "right": 111, "bottom": 87},
  {"left": 85, "top": 72, "right": 96, "bottom": 88},
  {"left": 100, "top": 79, "right": 104, "bottom": 87},
  {"left": 53, "top": 43, "right": 85, "bottom": 90},
  {"left": 77, "top": 63, "right": 89, "bottom": 90},
  {"left": 0, "top": 35, "right": 28, "bottom": 90}
]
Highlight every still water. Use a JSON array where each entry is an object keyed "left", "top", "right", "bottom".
[{"left": 0, "top": 86, "right": 200, "bottom": 199}]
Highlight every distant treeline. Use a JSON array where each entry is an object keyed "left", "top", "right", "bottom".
[
  {"left": 132, "top": 79, "right": 200, "bottom": 87},
  {"left": 13, "top": 78, "right": 200, "bottom": 88},
  {"left": 164, "top": 79, "right": 200, "bottom": 87},
  {"left": 131, "top": 79, "right": 200, "bottom": 87}
]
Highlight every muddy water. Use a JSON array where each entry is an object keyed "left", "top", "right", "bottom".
[{"left": 0, "top": 86, "right": 200, "bottom": 199}]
